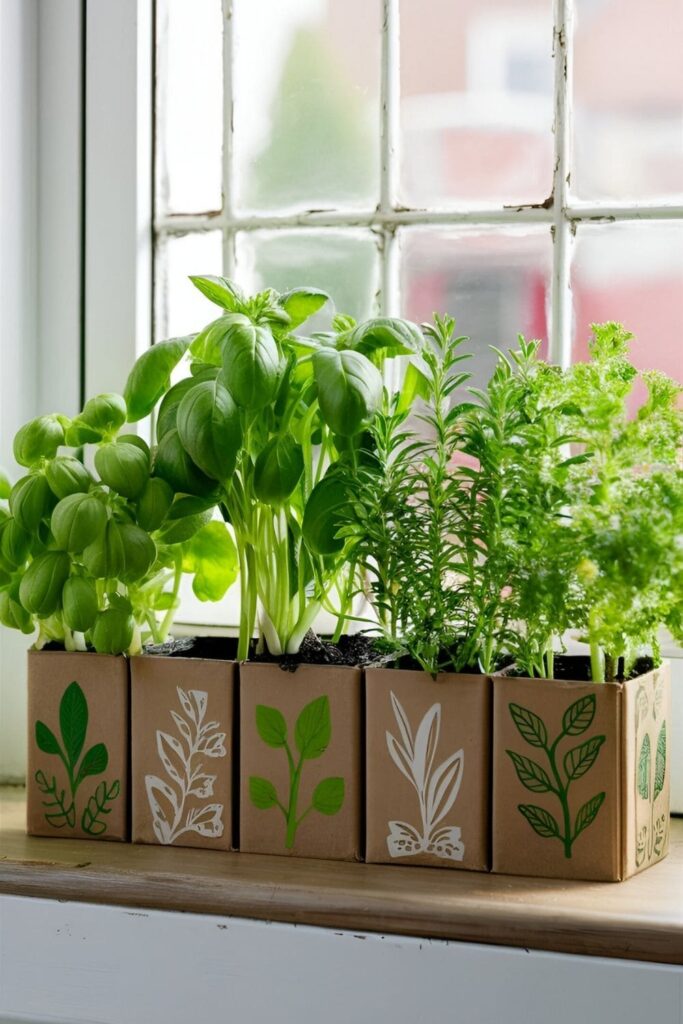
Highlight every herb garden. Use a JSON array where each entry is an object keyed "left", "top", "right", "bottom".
[{"left": 1, "top": 276, "right": 680, "bottom": 880}]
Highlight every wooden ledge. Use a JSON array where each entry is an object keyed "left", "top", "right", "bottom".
[{"left": 1, "top": 793, "right": 681, "bottom": 965}]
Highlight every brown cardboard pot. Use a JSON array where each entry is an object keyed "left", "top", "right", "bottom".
[
  {"left": 492, "top": 661, "right": 671, "bottom": 881},
  {"left": 27, "top": 648, "right": 129, "bottom": 841},
  {"left": 240, "top": 662, "right": 362, "bottom": 860},
  {"left": 365, "top": 668, "right": 491, "bottom": 870},
  {"left": 131, "top": 652, "right": 236, "bottom": 850}
]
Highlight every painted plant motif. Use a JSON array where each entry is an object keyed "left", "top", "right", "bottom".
[
  {"left": 385, "top": 692, "right": 465, "bottom": 861},
  {"left": 506, "top": 695, "right": 606, "bottom": 859},
  {"left": 145, "top": 687, "right": 227, "bottom": 845},
  {"left": 34, "top": 680, "right": 119, "bottom": 835},
  {"left": 635, "top": 676, "right": 668, "bottom": 866},
  {"left": 249, "top": 695, "right": 344, "bottom": 849}
]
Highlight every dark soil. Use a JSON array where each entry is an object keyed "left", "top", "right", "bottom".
[
  {"left": 247, "top": 631, "right": 390, "bottom": 672},
  {"left": 507, "top": 654, "right": 655, "bottom": 683},
  {"left": 143, "top": 635, "right": 239, "bottom": 661},
  {"left": 392, "top": 651, "right": 484, "bottom": 674}
]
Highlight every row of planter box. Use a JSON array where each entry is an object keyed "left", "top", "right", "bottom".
[{"left": 26, "top": 647, "right": 672, "bottom": 882}]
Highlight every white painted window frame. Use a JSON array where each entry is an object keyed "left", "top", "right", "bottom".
[{"left": 154, "top": 0, "right": 683, "bottom": 371}]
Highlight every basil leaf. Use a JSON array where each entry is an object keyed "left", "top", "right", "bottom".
[
  {"left": 222, "top": 318, "right": 280, "bottom": 410},
  {"left": 176, "top": 376, "right": 241, "bottom": 483},
  {"left": 313, "top": 348, "right": 382, "bottom": 436},
  {"left": 124, "top": 337, "right": 191, "bottom": 422}
]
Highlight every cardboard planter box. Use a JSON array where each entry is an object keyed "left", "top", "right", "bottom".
[
  {"left": 492, "top": 661, "right": 672, "bottom": 881},
  {"left": 27, "top": 649, "right": 129, "bottom": 841},
  {"left": 365, "top": 669, "right": 492, "bottom": 870},
  {"left": 240, "top": 662, "right": 362, "bottom": 861},
  {"left": 131, "top": 652, "right": 236, "bottom": 850}
]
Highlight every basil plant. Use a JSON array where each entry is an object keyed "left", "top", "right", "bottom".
[
  {"left": 124, "top": 276, "right": 423, "bottom": 659},
  {"left": 1, "top": 394, "right": 236, "bottom": 654}
]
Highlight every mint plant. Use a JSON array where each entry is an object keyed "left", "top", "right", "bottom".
[
  {"left": 124, "top": 275, "right": 423, "bottom": 659},
  {"left": 507, "top": 694, "right": 606, "bottom": 858},
  {"left": 249, "top": 695, "right": 344, "bottom": 848},
  {"left": 34, "top": 680, "right": 120, "bottom": 834}
]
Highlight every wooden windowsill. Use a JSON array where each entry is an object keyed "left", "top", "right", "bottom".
[{"left": 1, "top": 792, "right": 681, "bottom": 965}]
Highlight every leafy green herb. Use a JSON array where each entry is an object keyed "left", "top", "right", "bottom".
[
  {"left": 124, "top": 276, "right": 422, "bottom": 658},
  {"left": 560, "top": 324, "right": 683, "bottom": 681}
]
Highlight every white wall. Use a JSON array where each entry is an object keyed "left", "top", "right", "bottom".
[{"left": 0, "top": 0, "right": 39, "bottom": 782}]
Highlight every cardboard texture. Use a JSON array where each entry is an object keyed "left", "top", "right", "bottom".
[
  {"left": 492, "top": 663, "right": 671, "bottom": 881},
  {"left": 240, "top": 662, "right": 362, "bottom": 861},
  {"left": 365, "top": 669, "right": 491, "bottom": 870},
  {"left": 131, "top": 654, "right": 235, "bottom": 851},
  {"left": 27, "top": 649, "right": 129, "bottom": 841}
]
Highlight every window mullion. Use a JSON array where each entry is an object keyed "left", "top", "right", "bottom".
[
  {"left": 549, "top": 0, "right": 573, "bottom": 369},
  {"left": 379, "top": 0, "right": 400, "bottom": 317},
  {"left": 221, "top": 0, "right": 235, "bottom": 277}
]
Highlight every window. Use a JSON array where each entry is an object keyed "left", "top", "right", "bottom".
[{"left": 153, "top": 0, "right": 683, "bottom": 623}]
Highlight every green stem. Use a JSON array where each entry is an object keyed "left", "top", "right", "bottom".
[
  {"left": 590, "top": 640, "right": 605, "bottom": 684},
  {"left": 547, "top": 736, "right": 572, "bottom": 858},
  {"left": 157, "top": 554, "right": 183, "bottom": 642},
  {"left": 285, "top": 757, "right": 303, "bottom": 849}
]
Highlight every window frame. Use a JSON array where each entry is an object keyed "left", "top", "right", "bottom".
[{"left": 153, "top": 0, "right": 683, "bottom": 373}]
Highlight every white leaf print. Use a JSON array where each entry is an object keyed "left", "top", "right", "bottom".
[
  {"left": 145, "top": 776, "right": 177, "bottom": 845},
  {"left": 384, "top": 695, "right": 465, "bottom": 863},
  {"left": 188, "top": 774, "right": 216, "bottom": 799},
  {"left": 156, "top": 731, "right": 184, "bottom": 785},
  {"left": 390, "top": 691, "right": 414, "bottom": 759},
  {"left": 426, "top": 749, "right": 464, "bottom": 828},
  {"left": 185, "top": 803, "right": 224, "bottom": 838},
  {"left": 386, "top": 731, "right": 417, "bottom": 789},
  {"left": 190, "top": 689, "right": 207, "bottom": 726},
  {"left": 145, "top": 687, "right": 227, "bottom": 845},
  {"left": 412, "top": 703, "right": 440, "bottom": 792},
  {"left": 170, "top": 710, "right": 191, "bottom": 745},
  {"left": 177, "top": 687, "right": 195, "bottom": 723},
  {"left": 200, "top": 732, "right": 227, "bottom": 758}
]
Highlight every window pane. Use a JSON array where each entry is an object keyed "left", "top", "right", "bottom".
[
  {"left": 572, "top": 222, "right": 683, "bottom": 403},
  {"left": 400, "top": 226, "right": 552, "bottom": 385},
  {"left": 235, "top": 230, "right": 380, "bottom": 320},
  {"left": 156, "top": 231, "right": 224, "bottom": 340},
  {"left": 232, "top": 0, "right": 381, "bottom": 215},
  {"left": 400, "top": 0, "right": 554, "bottom": 209},
  {"left": 156, "top": 1, "right": 223, "bottom": 214},
  {"left": 572, "top": 0, "right": 683, "bottom": 201}
]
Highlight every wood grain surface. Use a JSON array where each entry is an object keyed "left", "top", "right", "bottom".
[{"left": 1, "top": 792, "right": 681, "bottom": 965}]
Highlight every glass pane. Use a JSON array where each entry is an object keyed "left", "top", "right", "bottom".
[
  {"left": 156, "top": 231, "right": 223, "bottom": 341},
  {"left": 156, "top": 0, "right": 223, "bottom": 214},
  {"left": 235, "top": 230, "right": 380, "bottom": 320},
  {"left": 232, "top": 0, "right": 381, "bottom": 214},
  {"left": 400, "top": 226, "right": 552, "bottom": 386},
  {"left": 572, "top": 222, "right": 683, "bottom": 406},
  {"left": 572, "top": 0, "right": 683, "bottom": 201},
  {"left": 400, "top": 0, "right": 554, "bottom": 208}
]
